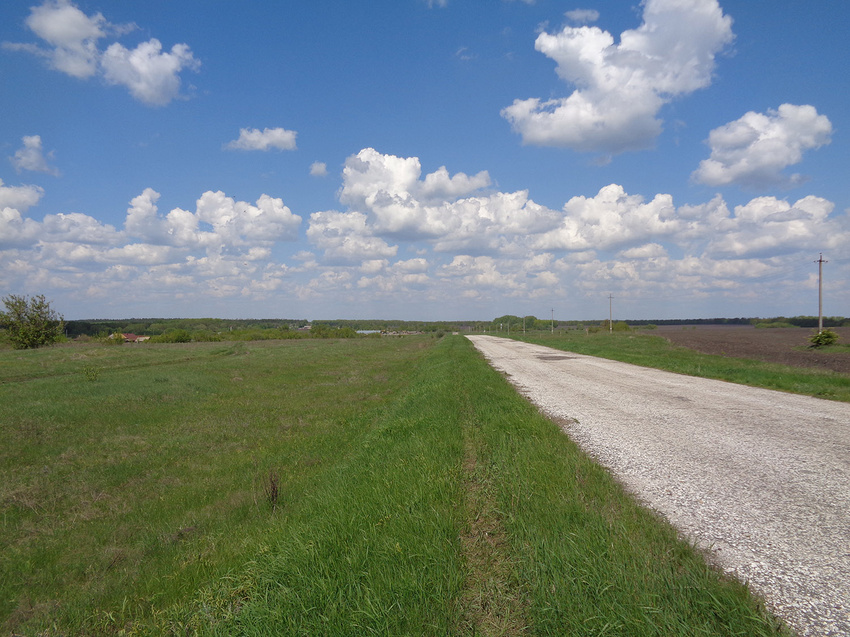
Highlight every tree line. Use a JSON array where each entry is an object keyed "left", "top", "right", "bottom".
[{"left": 3, "top": 293, "right": 848, "bottom": 350}]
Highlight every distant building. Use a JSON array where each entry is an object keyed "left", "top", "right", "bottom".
[{"left": 121, "top": 333, "right": 150, "bottom": 343}]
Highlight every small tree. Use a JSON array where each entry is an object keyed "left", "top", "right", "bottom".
[
  {"left": 809, "top": 328, "right": 838, "bottom": 348},
  {"left": 0, "top": 294, "right": 65, "bottom": 349}
]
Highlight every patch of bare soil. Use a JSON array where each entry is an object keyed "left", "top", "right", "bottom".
[{"left": 656, "top": 325, "right": 850, "bottom": 374}]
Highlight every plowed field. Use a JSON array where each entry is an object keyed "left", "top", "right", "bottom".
[{"left": 657, "top": 325, "right": 850, "bottom": 374}]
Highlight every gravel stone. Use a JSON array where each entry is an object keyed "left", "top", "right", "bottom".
[{"left": 468, "top": 335, "right": 850, "bottom": 637}]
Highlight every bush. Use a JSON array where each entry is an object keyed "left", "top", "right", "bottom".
[
  {"left": 809, "top": 328, "right": 838, "bottom": 348},
  {"left": 152, "top": 329, "right": 193, "bottom": 343},
  {"left": 0, "top": 294, "right": 65, "bottom": 349},
  {"left": 100, "top": 332, "right": 124, "bottom": 345},
  {"left": 192, "top": 330, "right": 223, "bottom": 342}
]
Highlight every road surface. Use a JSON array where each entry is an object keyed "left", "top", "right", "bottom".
[{"left": 468, "top": 335, "right": 850, "bottom": 637}]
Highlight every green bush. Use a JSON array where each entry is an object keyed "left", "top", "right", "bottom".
[
  {"left": 100, "top": 332, "right": 124, "bottom": 345},
  {"left": 152, "top": 329, "right": 193, "bottom": 343},
  {"left": 192, "top": 330, "right": 223, "bottom": 342},
  {"left": 809, "top": 328, "right": 838, "bottom": 348}
]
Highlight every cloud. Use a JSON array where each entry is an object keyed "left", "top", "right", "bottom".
[
  {"left": 125, "top": 188, "right": 302, "bottom": 249},
  {"left": 0, "top": 207, "right": 42, "bottom": 249},
  {"left": 692, "top": 104, "right": 833, "bottom": 188},
  {"left": 101, "top": 39, "right": 200, "bottom": 106},
  {"left": 10, "top": 135, "right": 60, "bottom": 175},
  {"left": 534, "top": 184, "right": 680, "bottom": 251},
  {"left": 4, "top": 0, "right": 197, "bottom": 106},
  {"left": 706, "top": 195, "right": 845, "bottom": 258},
  {"left": 565, "top": 9, "right": 599, "bottom": 24},
  {"left": 7, "top": 0, "right": 109, "bottom": 78},
  {"left": 310, "top": 161, "right": 328, "bottom": 176},
  {"left": 0, "top": 179, "right": 44, "bottom": 211},
  {"left": 225, "top": 127, "right": 298, "bottom": 152},
  {"left": 618, "top": 243, "right": 667, "bottom": 259},
  {"left": 502, "top": 0, "right": 734, "bottom": 154},
  {"left": 340, "top": 148, "right": 518, "bottom": 243},
  {"left": 3, "top": 148, "right": 849, "bottom": 319},
  {"left": 306, "top": 210, "right": 398, "bottom": 263}
]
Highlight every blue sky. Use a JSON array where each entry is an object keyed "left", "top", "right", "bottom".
[{"left": 1, "top": 0, "right": 848, "bottom": 321}]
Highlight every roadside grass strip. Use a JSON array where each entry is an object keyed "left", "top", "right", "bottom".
[
  {"left": 456, "top": 337, "right": 786, "bottom": 636},
  {"left": 517, "top": 331, "right": 850, "bottom": 401},
  {"left": 1, "top": 336, "right": 788, "bottom": 635}
]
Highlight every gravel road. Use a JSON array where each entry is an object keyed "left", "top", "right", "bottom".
[{"left": 467, "top": 335, "right": 850, "bottom": 637}]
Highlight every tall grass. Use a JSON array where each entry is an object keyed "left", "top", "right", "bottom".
[
  {"left": 516, "top": 331, "right": 850, "bottom": 401},
  {"left": 1, "top": 336, "right": 788, "bottom": 635}
]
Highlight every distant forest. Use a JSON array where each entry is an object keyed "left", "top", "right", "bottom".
[{"left": 63, "top": 314, "right": 849, "bottom": 340}]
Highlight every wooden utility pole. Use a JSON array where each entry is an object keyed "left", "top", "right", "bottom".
[
  {"left": 816, "top": 253, "right": 827, "bottom": 333},
  {"left": 608, "top": 294, "right": 614, "bottom": 333},
  {"left": 551, "top": 308, "right": 554, "bottom": 334}
]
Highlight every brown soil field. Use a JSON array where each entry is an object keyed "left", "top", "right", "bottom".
[{"left": 656, "top": 325, "right": 850, "bottom": 374}]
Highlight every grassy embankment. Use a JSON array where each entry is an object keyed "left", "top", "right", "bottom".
[
  {"left": 2, "top": 336, "right": 787, "bottom": 635},
  {"left": 514, "top": 330, "right": 850, "bottom": 402}
]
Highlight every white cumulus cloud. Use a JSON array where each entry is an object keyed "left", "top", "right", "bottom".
[
  {"left": 125, "top": 188, "right": 301, "bottom": 249},
  {"left": 0, "top": 179, "right": 44, "bottom": 211},
  {"left": 4, "top": 0, "right": 197, "bottom": 106},
  {"left": 310, "top": 161, "right": 328, "bottom": 176},
  {"left": 306, "top": 210, "right": 398, "bottom": 263},
  {"left": 692, "top": 104, "right": 833, "bottom": 188},
  {"left": 225, "top": 127, "right": 298, "bottom": 151},
  {"left": 7, "top": 0, "right": 109, "bottom": 78},
  {"left": 10, "top": 135, "right": 60, "bottom": 175},
  {"left": 707, "top": 195, "right": 845, "bottom": 258},
  {"left": 101, "top": 39, "right": 200, "bottom": 107},
  {"left": 535, "top": 184, "right": 680, "bottom": 251},
  {"left": 502, "top": 0, "right": 734, "bottom": 154}
]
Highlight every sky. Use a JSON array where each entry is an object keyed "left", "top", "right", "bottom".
[{"left": 1, "top": 0, "right": 849, "bottom": 322}]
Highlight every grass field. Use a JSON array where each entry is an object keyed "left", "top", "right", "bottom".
[
  {"left": 2, "top": 336, "right": 789, "bottom": 635},
  {"left": 515, "top": 330, "right": 850, "bottom": 402}
]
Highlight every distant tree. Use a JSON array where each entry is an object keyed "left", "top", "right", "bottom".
[{"left": 0, "top": 294, "right": 65, "bottom": 349}]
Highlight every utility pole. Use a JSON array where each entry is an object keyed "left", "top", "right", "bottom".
[
  {"left": 608, "top": 294, "right": 614, "bottom": 334},
  {"left": 551, "top": 308, "right": 554, "bottom": 334},
  {"left": 816, "top": 253, "right": 827, "bottom": 333}
]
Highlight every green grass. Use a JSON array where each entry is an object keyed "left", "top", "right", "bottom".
[
  {"left": 1, "top": 338, "right": 434, "bottom": 634},
  {"left": 1, "top": 337, "right": 788, "bottom": 635},
  {"left": 515, "top": 331, "right": 850, "bottom": 401}
]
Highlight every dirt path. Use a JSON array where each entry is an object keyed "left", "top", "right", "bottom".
[{"left": 467, "top": 335, "right": 850, "bottom": 637}]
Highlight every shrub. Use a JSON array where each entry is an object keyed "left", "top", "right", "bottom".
[
  {"left": 809, "top": 329, "right": 838, "bottom": 348},
  {"left": 100, "top": 332, "right": 124, "bottom": 345},
  {"left": 151, "top": 329, "right": 193, "bottom": 343},
  {"left": 192, "top": 330, "right": 223, "bottom": 342}
]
